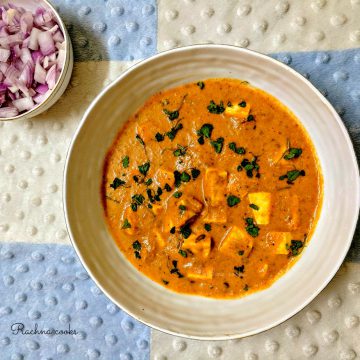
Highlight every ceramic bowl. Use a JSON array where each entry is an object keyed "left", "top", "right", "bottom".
[
  {"left": 0, "top": 0, "right": 73, "bottom": 121},
  {"left": 64, "top": 45, "right": 359, "bottom": 340}
]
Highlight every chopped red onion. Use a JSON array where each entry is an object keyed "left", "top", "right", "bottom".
[
  {"left": 34, "top": 60, "right": 46, "bottom": 84},
  {"left": 0, "top": 106, "right": 18, "bottom": 117},
  {"left": 0, "top": 4, "right": 65, "bottom": 118},
  {"left": 38, "top": 30, "right": 55, "bottom": 56},
  {"left": 12, "top": 96, "right": 34, "bottom": 111},
  {"left": 0, "top": 48, "right": 10, "bottom": 62},
  {"left": 35, "top": 83, "right": 48, "bottom": 94}
]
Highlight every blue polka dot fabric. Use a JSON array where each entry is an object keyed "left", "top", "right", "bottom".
[
  {"left": 51, "top": 0, "right": 157, "bottom": 61},
  {"left": 0, "top": 243, "right": 150, "bottom": 360}
]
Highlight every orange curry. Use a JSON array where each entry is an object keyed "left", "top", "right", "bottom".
[{"left": 102, "top": 78, "right": 323, "bottom": 299}]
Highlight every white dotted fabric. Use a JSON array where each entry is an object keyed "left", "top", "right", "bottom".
[
  {"left": 151, "top": 264, "right": 360, "bottom": 360},
  {"left": 0, "top": 61, "right": 133, "bottom": 244},
  {"left": 158, "top": 0, "right": 360, "bottom": 52}
]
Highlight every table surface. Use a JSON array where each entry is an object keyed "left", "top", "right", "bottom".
[{"left": 0, "top": 0, "right": 359, "bottom": 359}]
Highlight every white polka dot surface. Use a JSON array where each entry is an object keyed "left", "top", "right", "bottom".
[
  {"left": 158, "top": 0, "right": 360, "bottom": 52},
  {"left": 151, "top": 264, "right": 360, "bottom": 359},
  {"left": 0, "top": 61, "right": 133, "bottom": 244}
]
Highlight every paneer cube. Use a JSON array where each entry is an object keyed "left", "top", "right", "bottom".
[
  {"left": 155, "top": 168, "right": 175, "bottom": 187},
  {"left": 224, "top": 103, "right": 250, "bottom": 119},
  {"left": 219, "top": 226, "right": 253, "bottom": 257},
  {"left": 174, "top": 196, "right": 204, "bottom": 227},
  {"left": 248, "top": 192, "right": 272, "bottom": 225},
  {"left": 182, "top": 233, "right": 211, "bottom": 258},
  {"left": 186, "top": 266, "right": 213, "bottom": 280},
  {"left": 163, "top": 196, "right": 204, "bottom": 229},
  {"left": 204, "top": 168, "right": 227, "bottom": 206},
  {"left": 265, "top": 232, "right": 292, "bottom": 255},
  {"left": 203, "top": 206, "right": 227, "bottom": 223}
]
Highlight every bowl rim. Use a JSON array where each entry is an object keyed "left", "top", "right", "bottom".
[
  {"left": 63, "top": 44, "right": 360, "bottom": 340},
  {"left": 0, "top": 0, "right": 72, "bottom": 122}
]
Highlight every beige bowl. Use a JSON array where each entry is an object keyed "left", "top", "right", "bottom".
[
  {"left": 0, "top": 0, "right": 73, "bottom": 121},
  {"left": 64, "top": 45, "right": 359, "bottom": 340}
]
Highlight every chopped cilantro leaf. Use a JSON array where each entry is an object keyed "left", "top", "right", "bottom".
[
  {"left": 166, "top": 123, "right": 183, "bottom": 140},
  {"left": 227, "top": 195, "right": 240, "bottom": 207},
  {"left": 173, "top": 145, "right": 187, "bottom": 157},
  {"left": 173, "top": 191, "right": 182, "bottom": 198},
  {"left": 144, "top": 178, "right": 153, "bottom": 186},
  {"left": 178, "top": 249, "right": 187, "bottom": 258},
  {"left": 191, "top": 168, "right": 201, "bottom": 179},
  {"left": 138, "top": 162, "right": 150, "bottom": 176},
  {"left": 228, "top": 142, "right": 246, "bottom": 155},
  {"left": 174, "top": 171, "right": 182, "bottom": 187},
  {"left": 122, "top": 156, "right": 129, "bottom": 168},
  {"left": 121, "top": 218, "right": 131, "bottom": 229},
  {"left": 179, "top": 205, "right": 186, "bottom": 211},
  {"left": 197, "top": 136, "right": 205, "bottom": 145},
  {"left": 170, "top": 260, "right": 184, "bottom": 278},
  {"left": 197, "top": 81, "right": 205, "bottom": 90},
  {"left": 170, "top": 226, "right": 176, "bottom": 234},
  {"left": 207, "top": 100, "right": 225, "bottom": 114},
  {"left": 210, "top": 137, "right": 224, "bottom": 154},
  {"left": 136, "top": 134, "right": 144, "bottom": 146},
  {"left": 110, "top": 177, "right": 125, "bottom": 190},
  {"left": 197, "top": 123, "right": 214, "bottom": 138},
  {"left": 249, "top": 203, "right": 259, "bottom": 210},
  {"left": 279, "top": 169, "right": 305, "bottom": 184},
  {"left": 234, "top": 265, "right": 245, "bottom": 276},
  {"left": 164, "top": 183, "right": 172, "bottom": 192},
  {"left": 180, "top": 224, "right": 192, "bottom": 239},
  {"left": 238, "top": 250, "right": 244, "bottom": 256},
  {"left": 240, "top": 157, "right": 260, "bottom": 178},
  {"left": 163, "top": 109, "right": 179, "bottom": 121},
  {"left": 204, "top": 223, "right": 211, "bottom": 232},
  {"left": 155, "top": 132, "right": 164, "bottom": 142},
  {"left": 239, "top": 101, "right": 246, "bottom": 107},
  {"left": 289, "top": 240, "right": 304, "bottom": 256},
  {"left": 245, "top": 217, "right": 259, "bottom": 237},
  {"left": 284, "top": 148, "right": 303, "bottom": 160},
  {"left": 131, "top": 194, "right": 145, "bottom": 208},
  {"left": 132, "top": 240, "right": 141, "bottom": 251},
  {"left": 180, "top": 171, "right": 191, "bottom": 183}
]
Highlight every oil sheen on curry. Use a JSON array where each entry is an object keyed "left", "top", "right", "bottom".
[{"left": 102, "top": 78, "right": 323, "bottom": 299}]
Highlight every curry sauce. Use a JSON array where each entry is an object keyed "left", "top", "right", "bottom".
[{"left": 102, "top": 78, "right": 323, "bottom": 299}]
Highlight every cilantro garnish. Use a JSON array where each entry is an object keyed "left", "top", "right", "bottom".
[
  {"left": 207, "top": 100, "right": 225, "bottom": 114},
  {"left": 227, "top": 195, "right": 240, "bottom": 207},
  {"left": 245, "top": 217, "right": 259, "bottom": 237},
  {"left": 110, "top": 177, "right": 125, "bottom": 190}
]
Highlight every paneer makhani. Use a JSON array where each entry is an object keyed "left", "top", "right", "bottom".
[{"left": 102, "top": 78, "right": 323, "bottom": 299}]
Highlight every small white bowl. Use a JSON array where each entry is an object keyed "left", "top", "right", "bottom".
[
  {"left": 0, "top": 0, "right": 73, "bottom": 121},
  {"left": 64, "top": 45, "right": 359, "bottom": 340}
]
